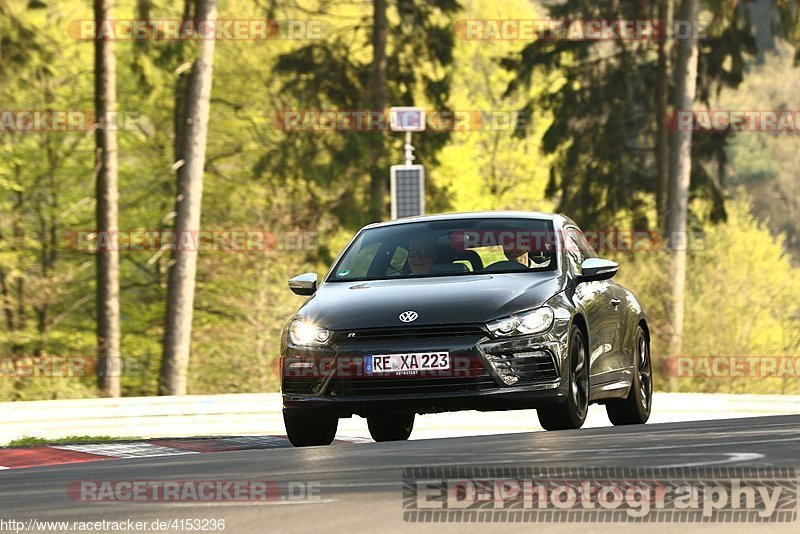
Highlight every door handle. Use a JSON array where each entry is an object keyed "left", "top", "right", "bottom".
[{"left": 610, "top": 298, "right": 621, "bottom": 307}]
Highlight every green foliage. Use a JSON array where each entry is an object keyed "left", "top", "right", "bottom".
[
  {"left": 1, "top": 0, "right": 799, "bottom": 401},
  {"left": 500, "top": 0, "right": 764, "bottom": 228},
  {"left": 270, "top": 0, "right": 462, "bottom": 227},
  {"left": 434, "top": 0, "right": 554, "bottom": 213},
  {"left": 720, "top": 42, "right": 800, "bottom": 262},
  {"left": 612, "top": 198, "right": 800, "bottom": 393}
]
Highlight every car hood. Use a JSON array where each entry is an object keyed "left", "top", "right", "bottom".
[{"left": 297, "top": 272, "right": 564, "bottom": 330}]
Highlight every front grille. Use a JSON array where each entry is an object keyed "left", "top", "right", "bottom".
[
  {"left": 304, "top": 324, "right": 495, "bottom": 397},
  {"left": 327, "top": 371, "right": 496, "bottom": 397},
  {"left": 333, "top": 325, "right": 487, "bottom": 343}
]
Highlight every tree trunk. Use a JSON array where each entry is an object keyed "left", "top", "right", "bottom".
[
  {"left": 666, "top": 0, "right": 699, "bottom": 382},
  {"left": 13, "top": 186, "right": 25, "bottom": 333},
  {"left": 367, "top": 0, "right": 388, "bottom": 222},
  {"left": 655, "top": 0, "right": 673, "bottom": 234},
  {"left": 0, "top": 269, "right": 13, "bottom": 331},
  {"left": 94, "top": 0, "right": 121, "bottom": 397},
  {"left": 159, "top": 0, "right": 217, "bottom": 396},
  {"left": 173, "top": 0, "right": 194, "bottom": 162}
]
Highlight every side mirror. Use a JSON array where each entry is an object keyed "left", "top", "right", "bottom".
[
  {"left": 288, "top": 273, "right": 318, "bottom": 296},
  {"left": 577, "top": 258, "right": 618, "bottom": 283}
]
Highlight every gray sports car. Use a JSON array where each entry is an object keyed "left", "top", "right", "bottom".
[{"left": 280, "top": 212, "right": 653, "bottom": 446}]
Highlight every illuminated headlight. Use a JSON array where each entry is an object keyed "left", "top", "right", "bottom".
[
  {"left": 486, "top": 307, "right": 554, "bottom": 337},
  {"left": 288, "top": 319, "right": 331, "bottom": 346}
]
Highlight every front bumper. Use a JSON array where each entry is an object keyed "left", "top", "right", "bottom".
[{"left": 281, "top": 321, "right": 571, "bottom": 418}]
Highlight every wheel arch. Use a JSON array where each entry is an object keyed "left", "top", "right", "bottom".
[
  {"left": 638, "top": 317, "right": 650, "bottom": 343},
  {"left": 570, "top": 312, "right": 589, "bottom": 348}
]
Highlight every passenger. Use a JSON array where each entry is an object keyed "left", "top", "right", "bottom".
[
  {"left": 503, "top": 242, "right": 532, "bottom": 268},
  {"left": 502, "top": 235, "right": 551, "bottom": 268}
]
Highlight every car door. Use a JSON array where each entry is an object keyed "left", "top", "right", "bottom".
[{"left": 565, "top": 227, "right": 623, "bottom": 384}]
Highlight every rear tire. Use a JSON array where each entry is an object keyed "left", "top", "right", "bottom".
[
  {"left": 283, "top": 411, "right": 338, "bottom": 447},
  {"left": 538, "top": 325, "right": 589, "bottom": 430},
  {"left": 367, "top": 413, "right": 415, "bottom": 442},
  {"left": 606, "top": 326, "right": 652, "bottom": 425}
]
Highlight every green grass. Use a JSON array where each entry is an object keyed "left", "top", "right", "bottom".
[{"left": 5, "top": 435, "right": 140, "bottom": 447}]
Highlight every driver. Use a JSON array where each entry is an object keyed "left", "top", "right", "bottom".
[
  {"left": 502, "top": 231, "right": 551, "bottom": 268},
  {"left": 408, "top": 236, "right": 438, "bottom": 274}
]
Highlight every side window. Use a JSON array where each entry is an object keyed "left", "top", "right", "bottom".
[
  {"left": 453, "top": 259, "right": 473, "bottom": 271},
  {"left": 469, "top": 245, "right": 507, "bottom": 268},
  {"left": 387, "top": 246, "right": 409, "bottom": 275},
  {"left": 570, "top": 228, "right": 598, "bottom": 260},
  {"left": 564, "top": 233, "right": 583, "bottom": 275},
  {"left": 566, "top": 227, "right": 598, "bottom": 268}
]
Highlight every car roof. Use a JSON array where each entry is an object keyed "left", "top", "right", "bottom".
[{"left": 362, "top": 210, "right": 574, "bottom": 230}]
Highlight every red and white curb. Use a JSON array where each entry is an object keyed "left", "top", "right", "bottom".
[{"left": 0, "top": 435, "right": 369, "bottom": 470}]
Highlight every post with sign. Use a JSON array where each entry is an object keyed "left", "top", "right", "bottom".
[{"left": 389, "top": 107, "right": 425, "bottom": 220}]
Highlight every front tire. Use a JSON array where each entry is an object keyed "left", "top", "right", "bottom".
[
  {"left": 606, "top": 326, "right": 652, "bottom": 425},
  {"left": 367, "top": 413, "right": 415, "bottom": 442},
  {"left": 538, "top": 324, "right": 589, "bottom": 430},
  {"left": 283, "top": 411, "right": 338, "bottom": 447}
]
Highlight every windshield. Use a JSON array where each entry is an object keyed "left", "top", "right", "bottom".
[{"left": 329, "top": 218, "right": 557, "bottom": 282}]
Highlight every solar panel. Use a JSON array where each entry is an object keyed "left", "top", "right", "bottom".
[{"left": 390, "top": 165, "right": 425, "bottom": 219}]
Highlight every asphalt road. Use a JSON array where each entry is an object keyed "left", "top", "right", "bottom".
[{"left": 1, "top": 414, "right": 799, "bottom": 534}]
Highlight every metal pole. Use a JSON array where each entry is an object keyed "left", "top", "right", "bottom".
[{"left": 404, "top": 131, "right": 414, "bottom": 166}]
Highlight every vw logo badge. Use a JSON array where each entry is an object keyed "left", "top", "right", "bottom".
[{"left": 399, "top": 310, "right": 419, "bottom": 323}]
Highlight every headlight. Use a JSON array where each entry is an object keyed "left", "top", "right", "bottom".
[
  {"left": 486, "top": 307, "right": 554, "bottom": 337},
  {"left": 288, "top": 319, "right": 331, "bottom": 346}
]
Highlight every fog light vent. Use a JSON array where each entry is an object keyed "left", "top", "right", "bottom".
[
  {"left": 485, "top": 350, "right": 553, "bottom": 385},
  {"left": 485, "top": 353, "right": 519, "bottom": 385}
]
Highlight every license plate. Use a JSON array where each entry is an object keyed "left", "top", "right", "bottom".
[{"left": 364, "top": 352, "right": 450, "bottom": 375}]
